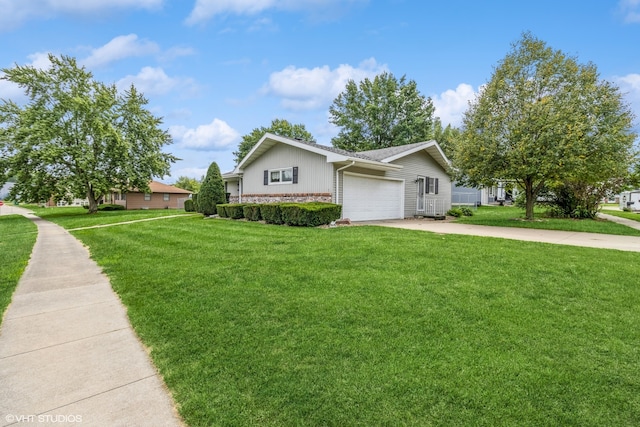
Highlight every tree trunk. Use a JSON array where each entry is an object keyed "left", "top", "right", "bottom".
[
  {"left": 86, "top": 187, "right": 99, "bottom": 214},
  {"left": 524, "top": 178, "right": 535, "bottom": 220}
]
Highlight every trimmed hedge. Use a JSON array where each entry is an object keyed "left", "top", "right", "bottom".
[
  {"left": 226, "top": 204, "right": 245, "bottom": 219},
  {"left": 243, "top": 204, "right": 262, "bottom": 221},
  {"left": 280, "top": 202, "right": 342, "bottom": 227},
  {"left": 184, "top": 199, "right": 195, "bottom": 212},
  {"left": 217, "top": 204, "right": 229, "bottom": 218},
  {"left": 260, "top": 204, "right": 283, "bottom": 225},
  {"left": 215, "top": 202, "right": 341, "bottom": 226}
]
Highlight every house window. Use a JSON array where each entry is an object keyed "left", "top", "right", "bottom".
[
  {"left": 144, "top": 193, "right": 151, "bottom": 201},
  {"left": 163, "top": 193, "right": 170, "bottom": 201},
  {"left": 265, "top": 167, "right": 298, "bottom": 185},
  {"left": 426, "top": 177, "right": 439, "bottom": 194}
]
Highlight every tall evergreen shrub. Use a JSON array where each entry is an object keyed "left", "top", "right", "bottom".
[{"left": 198, "top": 162, "right": 226, "bottom": 216}]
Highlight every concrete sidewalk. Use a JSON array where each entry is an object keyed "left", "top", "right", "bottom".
[
  {"left": 360, "top": 218, "right": 640, "bottom": 252},
  {"left": 0, "top": 206, "right": 182, "bottom": 426}
]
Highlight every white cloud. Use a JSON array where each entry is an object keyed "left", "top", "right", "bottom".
[
  {"left": 185, "top": 0, "right": 364, "bottom": 25},
  {"left": 82, "top": 34, "right": 159, "bottom": 68},
  {"left": 116, "top": 67, "right": 196, "bottom": 96},
  {"left": 263, "top": 57, "right": 388, "bottom": 111},
  {"left": 432, "top": 83, "right": 477, "bottom": 127},
  {"left": 619, "top": 0, "right": 640, "bottom": 23},
  {"left": 615, "top": 73, "right": 640, "bottom": 119},
  {"left": 0, "top": 52, "right": 53, "bottom": 102},
  {"left": 170, "top": 119, "right": 240, "bottom": 151},
  {"left": 169, "top": 166, "right": 208, "bottom": 180},
  {"left": 0, "top": 0, "right": 163, "bottom": 31}
]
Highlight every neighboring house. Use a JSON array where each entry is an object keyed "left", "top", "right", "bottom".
[
  {"left": 222, "top": 133, "right": 451, "bottom": 221},
  {"left": 620, "top": 190, "right": 640, "bottom": 211},
  {"left": 0, "top": 182, "right": 15, "bottom": 200},
  {"left": 108, "top": 181, "right": 192, "bottom": 210}
]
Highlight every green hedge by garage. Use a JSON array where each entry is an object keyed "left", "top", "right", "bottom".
[{"left": 215, "top": 202, "right": 341, "bottom": 227}]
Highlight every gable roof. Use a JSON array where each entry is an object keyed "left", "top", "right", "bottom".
[
  {"left": 359, "top": 140, "right": 450, "bottom": 170},
  {"left": 129, "top": 181, "right": 192, "bottom": 194},
  {"left": 228, "top": 133, "right": 450, "bottom": 175}
]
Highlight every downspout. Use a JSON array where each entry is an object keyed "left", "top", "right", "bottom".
[
  {"left": 238, "top": 177, "right": 243, "bottom": 204},
  {"left": 335, "top": 161, "right": 355, "bottom": 216}
]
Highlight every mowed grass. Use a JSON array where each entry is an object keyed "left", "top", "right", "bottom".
[
  {"left": 70, "top": 217, "right": 640, "bottom": 426},
  {"left": 601, "top": 209, "right": 640, "bottom": 223},
  {"left": 27, "top": 205, "right": 193, "bottom": 229},
  {"left": 454, "top": 205, "right": 640, "bottom": 236},
  {"left": 0, "top": 215, "right": 37, "bottom": 322}
]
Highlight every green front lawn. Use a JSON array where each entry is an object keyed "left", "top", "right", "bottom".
[
  {"left": 69, "top": 217, "right": 640, "bottom": 426},
  {"left": 28, "top": 206, "right": 192, "bottom": 229},
  {"left": 454, "top": 205, "right": 640, "bottom": 236},
  {"left": 0, "top": 215, "right": 37, "bottom": 323},
  {"left": 601, "top": 209, "right": 640, "bottom": 223}
]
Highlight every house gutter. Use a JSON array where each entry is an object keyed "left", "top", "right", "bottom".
[{"left": 335, "top": 161, "right": 355, "bottom": 208}]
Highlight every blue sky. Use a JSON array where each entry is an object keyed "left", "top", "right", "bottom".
[{"left": 1, "top": 0, "right": 639, "bottom": 181}]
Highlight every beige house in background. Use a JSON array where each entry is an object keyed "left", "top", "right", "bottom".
[{"left": 109, "top": 181, "right": 192, "bottom": 210}]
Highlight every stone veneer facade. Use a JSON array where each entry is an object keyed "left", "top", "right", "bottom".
[{"left": 229, "top": 193, "right": 332, "bottom": 204}]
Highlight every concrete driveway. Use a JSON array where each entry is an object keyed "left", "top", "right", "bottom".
[{"left": 358, "top": 217, "right": 640, "bottom": 252}]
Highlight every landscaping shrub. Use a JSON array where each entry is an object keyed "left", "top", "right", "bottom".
[
  {"left": 198, "top": 162, "right": 226, "bottom": 216},
  {"left": 191, "top": 193, "right": 199, "bottom": 213},
  {"left": 97, "top": 204, "right": 125, "bottom": 211},
  {"left": 447, "top": 208, "right": 463, "bottom": 217},
  {"left": 260, "top": 204, "right": 284, "bottom": 225},
  {"left": 243, "top": 204, "right": 262, "bottom": 221},
  {"left": 226, "top": 204, "right": 245, "bottom": 219},
  {"left": 184, "top": 199, "right": 195, "bottom": 212},
  {"left": 280, "top": 202, "right": 342, "bottom": 227},
  {"left": 460, "top": 207, "right": 474, "bottom": 217},
  {"left": 216, "top": 204, "right": 229, "bottom": 218}
]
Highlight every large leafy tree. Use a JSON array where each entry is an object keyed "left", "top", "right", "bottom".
[
  {"left": 197, "top": 161, "right": 226, "bottom": 216},
  {"left": 329, "top": 72, "right": 435, "bottom": 151},
  {"left": 233, "top": 119, "right": 314, "bottom": 164},
  {"left": 0, "top": 54, "right": 176, "bottom": 213},
  {"left": 173, "top": 175, "right": 202, "bottom": 193},
  {"left": 433, "top": 118, "right": 460, "bottom": 159},
  {"left": 453, "top": 33, "right": 636, "bottom": 220}
]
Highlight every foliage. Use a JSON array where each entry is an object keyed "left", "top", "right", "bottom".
[
  {"left": 448, "top": 207, "right": 473, "bottom": 217},
  {"left": 447, "top": 207, "right": 463, "bottom": 217},
  {"left": 453, "top": 33, "right": 636, "bottom": 220},
  {"left": 216, "top": 204, "right": 228, "bottom": 218},
  {"left": 432, "top": 117, "right": 460, "bottom": 159},
  {"left": 172, "top": 176, "right": 201, "bottom": 193},
  {"left": 233, "top": 119, "right": 314, "bottom": 165},
  {"left": 197, "top": 162, "right": 226, "bottom": 216},
  {"left": 329, "top": 72, "right": 435, "bottom": 151},
  {"left": 191, "top": 193, "right": 199, "bottom": 213},
  {"left": 217, "top": 204, "right": 245, "bottom": 219},
  {"left": 98, "top": 203, "right": 125, "bottom": 211},
  {"left": 0, "top": 215, "right": 37, "bottom": 324},
  {"left": 183, "top": 199, "right": 195, "bottom": 212},
  {"left": 259, "top": 203, "right": 284, "bottom": 225},
  {"left": 0, "top": 54, "right": 176, "bottom": 214},
  {"left": 69, "top": 217, "right": 640, "bottom": 426},
  {"left": 243, "top": 204, "right": 262, "bottom": 221},
  {"left": 279, "top": 202, "right": 342, "bottom": 226}
]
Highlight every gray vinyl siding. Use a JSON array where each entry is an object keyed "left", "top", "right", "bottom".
[
  {"left": 387, "top": 151, "right": 451, "bottom": 217},
  {"left": 242, "top": 143, "right": 334, "bottom": 195}
]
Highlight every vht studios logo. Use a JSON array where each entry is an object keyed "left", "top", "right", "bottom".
[{"left": 5, "top": 414, "right": 83, "bottom": 423}]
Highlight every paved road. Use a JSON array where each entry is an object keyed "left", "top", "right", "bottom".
[{"left": 0, "top": 206, "right": 182, "bottom": 426}]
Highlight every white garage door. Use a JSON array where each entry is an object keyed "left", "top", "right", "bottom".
[{"left": 343, "top": 173, "right": 403, "bottom": 221}]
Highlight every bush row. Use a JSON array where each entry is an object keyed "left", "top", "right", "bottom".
[
  {"left": 446, "top": 207, "right": 474, "bottom": 217},
  {"left": 216, "top": 202, "right": 341, "bottom": 227},
  {"left": 82, "top": 203, "right": 125, "bottom": 211}
]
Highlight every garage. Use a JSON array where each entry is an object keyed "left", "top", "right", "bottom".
[{"left": 342, "top": 172, "right": 404, "bottom": 221}]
